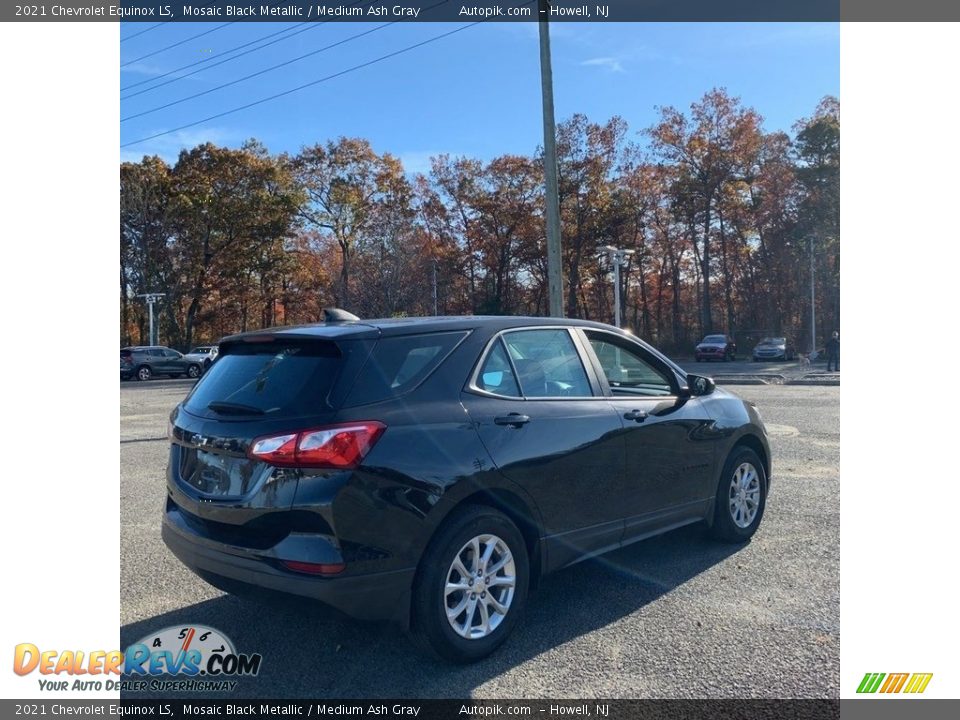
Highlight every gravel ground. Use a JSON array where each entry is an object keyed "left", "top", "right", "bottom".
[{"left": 120, "top": 380, "right": 839, "bottom": 699}]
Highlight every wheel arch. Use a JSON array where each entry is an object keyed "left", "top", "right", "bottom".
[
  {"left": 732, "top": 433, "right": 771, "bottom": 485},
  {"left": 408, "top": 486, "right": 544, "bottom": 631},
  {"left": 705, "top": 432, "right": 771, "bottom": 529}
]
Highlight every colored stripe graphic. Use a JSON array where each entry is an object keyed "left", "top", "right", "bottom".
[
  {"left": 903, "top": 673, "right": 933, "bottom": 694},
  {"left": 857, "top": 672, "right": 933, "bottom": 694},
  {"left": 880, "top": 673, "right": 909, "bottom": 693},
  {"left": 857, "top": 673, "right": 885, "bottom": 693}
]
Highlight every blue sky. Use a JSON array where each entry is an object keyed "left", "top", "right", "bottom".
[{"left": 119, "top": 21, "right": 839, "bottom": 170}]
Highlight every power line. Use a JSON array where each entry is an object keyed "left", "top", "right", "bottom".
[
  {"left": 121, "top": 23, "right": 313, "bottom": 95},
  {"left": 121, "top": 0, "right": 378, "bottom": 94},
  {"left": 120, "top": 22, "right": 165, "bottom": 44},
  {"left": 121, "top": 22, "right": 396, "bottom": 122},
  {"left": 120, "top": 23, "right": 234, "bottom": 68},
  {"left": 120, "top": 22, "right": 483, "bottom": 149},
  {"left": 121, "top": 0, "right": 450, "bottom": 121},
  {"left": 118, "top": 0, "right": 222, "bottom": 48}
]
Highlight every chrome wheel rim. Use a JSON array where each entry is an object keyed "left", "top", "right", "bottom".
[
  {"left": 728, "top": 462, "right": 761, "bottom": 528},
  {"left": 444, "top": 534, "right": 516, "bottom": 640},
  {"left": 138, "top": 368, "right": 150, "bottom": 380},
  {"left": 188, "top": 366, "right": 200, "bottom": 378}
]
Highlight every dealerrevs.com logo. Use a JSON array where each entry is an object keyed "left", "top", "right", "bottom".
[
  {"left": 856, "top": 673, "right": 933, "bottom": 694},
  {"left": 13, "top": 625, "right": 262, "bottom": 693}
]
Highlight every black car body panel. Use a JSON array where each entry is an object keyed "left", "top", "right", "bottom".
[{"left": 162, "top": 316, "right": 771, "bottom": 628}]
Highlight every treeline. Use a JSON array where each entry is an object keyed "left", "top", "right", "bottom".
[{"left": 120, "top": 89, "right": 839, "bottom": 353}]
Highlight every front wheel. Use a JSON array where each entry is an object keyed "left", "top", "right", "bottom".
[
  {"left": 187, "top": 364, "right": 201, "bottom": 379},
  {"left": 709, "top": 447, "right": 767, "bottom": 543},
  {"left": 411, "top": 506, "right": 529, "bottom": 663}
]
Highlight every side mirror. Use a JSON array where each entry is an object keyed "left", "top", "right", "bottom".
[{"left": 685, "top": 373, "right": 715, "bottom": 397}]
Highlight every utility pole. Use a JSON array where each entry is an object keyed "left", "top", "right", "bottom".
[
  {"left": 136, "top": 293, "right": 165, "bottom": 346},
  {"left": 603, "top": 246, "right": 634, "bottom": 328},
  {"left": 539, "top": 0, "right": 563, "bottom": 318},
  {"left": 809, "top": 235, "right": 816, "bottom": 355}
]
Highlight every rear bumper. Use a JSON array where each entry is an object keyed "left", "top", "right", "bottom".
[{"left": 162, "top": 503, "right": 415, "bottom": 627}]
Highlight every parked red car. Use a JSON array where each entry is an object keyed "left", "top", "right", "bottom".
[{"left": 695, "top": 334, "right": 737, "bottom": 362}]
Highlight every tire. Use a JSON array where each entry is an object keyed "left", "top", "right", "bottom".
[
  {"left": 709, "top": 446, "right": 767, "bottom": 543},
  {"left": 411, "top": 505, "right": 529, "bottom": 663},
  {"left": 136, "top": 365, "right": 152, "bottom": 381},
  {"left": 187, "top": 364, "right": 201, "bottom": 379}
]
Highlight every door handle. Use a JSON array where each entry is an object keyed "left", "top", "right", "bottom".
[
  {"left": 494, "top": 413, "right": 530, "bottom": 428},
  {"left": 624, "top": 409, "right": 648, "bottom": 423}
]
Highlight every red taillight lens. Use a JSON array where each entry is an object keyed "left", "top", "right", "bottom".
[
  {"left": 281, "top": 560, "right": 346, "bottom": 576},
  {"left": 248, "top": 422, "right": 385, "bottom": 469}
]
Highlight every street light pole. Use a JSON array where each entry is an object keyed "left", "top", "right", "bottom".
[
  {"left": 539, "top": 0, "right": 564, "bottom": 318},
  {"left": 432, "top": 258, "right": 438, "bottom": 316},
  {"left": 603, "top": 246, "right": 634, "bottom": 328},
  {"left": 809, "top": 235, "right": 816, "bottom": 355},
  {"left": 136, "top": 293, "right": 165, "bottom": 345}
]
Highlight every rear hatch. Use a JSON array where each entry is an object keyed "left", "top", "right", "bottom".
[{"left": 169, "top": 332, "right": 377, "bottom": 516}]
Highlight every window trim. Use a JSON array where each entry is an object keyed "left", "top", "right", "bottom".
[{"left": 466, "top": 326, "right": 602, "bottom": 401}]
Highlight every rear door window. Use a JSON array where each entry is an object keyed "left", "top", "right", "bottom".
[
  {"left": 184, "top": 340, "right": 343, "bottom": 419},
  {"left": 501, "top": 329, "right": 593, "bottom": 398},
  {"left": 344, "top": 331, "right": 467, "bottom": 406}
]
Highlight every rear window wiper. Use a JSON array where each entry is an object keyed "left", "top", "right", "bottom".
[{"left": 206, "top": 401, "right": 265, "bottom": 416}]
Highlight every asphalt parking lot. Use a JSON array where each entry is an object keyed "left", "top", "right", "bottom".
[{"left": 120, "top": 378, "right": 839, "bottom": 699}]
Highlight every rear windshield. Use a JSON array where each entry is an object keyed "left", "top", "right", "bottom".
[
  {"left": 183, "top": 340, "right": 342, "bottom": 418},
  {"left": 343, "top": 331, "right": 468, "bottom": 406}
]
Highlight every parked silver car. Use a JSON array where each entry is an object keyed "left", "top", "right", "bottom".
[
  {"left": 751, "top": 337, "right": 796, "bottom": 362},
  {"left": 183, "top": 345, "right": 218, "bottom": 372}
]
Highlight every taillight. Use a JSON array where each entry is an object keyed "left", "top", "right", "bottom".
[
  {"left": 248, "top": 422, "right": 386, "bottom": 469},
  {"left": 281, "top": 560, "right": 346, "bottom": 576}
]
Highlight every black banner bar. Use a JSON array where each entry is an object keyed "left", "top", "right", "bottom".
[
  {"left": 6, "top": 0, "right": 926, "bottom": 23},
  {"left": 0, "top": 699, "right": 846, "bottom": 719}
]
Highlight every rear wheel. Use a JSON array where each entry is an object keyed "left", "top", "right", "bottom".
[
  {"left": 136, "top": 366, "right": 152, "bottom": 381},
  {"left": 411, "top": 505, "right": 529, "bottom": 663},
  {"left": 710, "top": 447, "right": 767, "bottom": 543}
]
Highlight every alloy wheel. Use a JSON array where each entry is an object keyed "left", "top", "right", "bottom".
[
  {"left": 728, "top": 462, "right": 761, "bottom": 528},
  {"left": 444, "top": 534, "right": 516, "bottom": 640}
]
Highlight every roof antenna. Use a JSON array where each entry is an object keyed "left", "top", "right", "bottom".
[{"left": 323, "top": 308, "right": 360, "bottom": 323}]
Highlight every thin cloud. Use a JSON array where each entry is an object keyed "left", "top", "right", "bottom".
[
  {"left": 580, "top": 57, "right": 625, "bottom": 73},
  {"left": 397, "top": 150, "right": 443, "bottom": 176},
  {"left": 119, "top": 127, "right": 240, "bottom": 164}
]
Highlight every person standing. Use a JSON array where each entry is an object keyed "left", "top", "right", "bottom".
[{"left": 826, "top": 331, "right": 840, "bottom": 372}]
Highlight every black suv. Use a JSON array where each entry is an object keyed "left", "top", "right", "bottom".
[
  {"left": 163, "top": 316, "right": 771, "bottom": 661},
  {"left": 121, "top": 346, "right": 203, "bottom": 381}
]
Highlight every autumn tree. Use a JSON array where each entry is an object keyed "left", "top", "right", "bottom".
[
  {"left": 293, "top": 138, "right": 410, "bottom": 312},
  {"left": 794, "top": 96, "right": 840, "bottom": 343},
  {"left": 169, "top": 141, "right": 301, "bottom": 347},
  {"left": 649, "top": 89, "right": 763, "bottom": 336}
]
